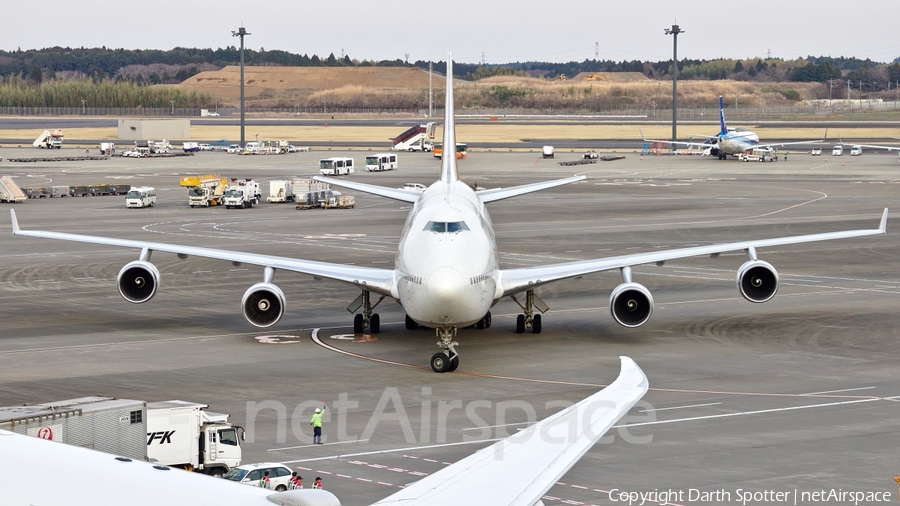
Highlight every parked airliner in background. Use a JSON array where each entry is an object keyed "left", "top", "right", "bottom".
[
  {"left": 10, "top": 56, "right": 889, "bottom": 372},
  {"left": 642, "top": 96, "right": 825, "bottom": 159},
  {"left": 0, "top": 357, "right": 648, "bottom": 506}
]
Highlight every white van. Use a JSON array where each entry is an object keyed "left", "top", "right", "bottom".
[
  {"left": 125, "top": 186, "right": 156, "bottom": 208},
  {"left": 243, "top": 142, "right": 261, "bottom": 154},
  {"left": 365, "top": 153, "right": 398, "bottom": 171},
  {"left": 320, "top": 157, "right": 355, "bottom": 176},
  {"left": 850, "top": 145, "right": 862, "bottom": 156},
  {"left": 832, "top": 145, "right": 843, "bottom": 156}
]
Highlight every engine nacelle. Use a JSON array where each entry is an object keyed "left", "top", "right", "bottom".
[
  {"left": 610, "top": 282, "right": 654, "bottom": 328},
  {"left": 737, "top": 260, "right": 778, "bottom": 303},
  {"left": 117, "top": 260, "right": 160, "bottom": 303},
  {"left": 241, "top": 283, "right": 285, "bottom": 327}
]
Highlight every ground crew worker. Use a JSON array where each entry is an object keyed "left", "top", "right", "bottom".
[
  {"left": 312, "top": 476, "right": 323, "bottom": 489},
  {"left": 295, "top": 475, "right": 303, "bottom": 489},
  {"left": 259, "top": 471, "right": 271, "bottom": 489},
  {"left": 289, "top": 472, "right": 299, "bottom": 490},
  {"left": 309, "top": 402, "right": 326, "bottom": 444}
]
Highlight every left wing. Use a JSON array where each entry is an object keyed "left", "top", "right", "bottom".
[
  {"left": 500, "top": 209, "right": 887, "bottom": 296},
  {"left": 10, "top": 210, "right": 396, "bottom": 296},
  {"left": 371, "top": 356, "right": 648, "bottom": 506},
  {"left": 639, "top": 128, "right": 712, "bottom": 149}
]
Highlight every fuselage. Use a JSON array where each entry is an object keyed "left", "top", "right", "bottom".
[
  {"left": 719, "top": 129, "right": 761, "bottom": 154},
  {"left": 393, "top": 180, "right": 499, "bottom": 328}
]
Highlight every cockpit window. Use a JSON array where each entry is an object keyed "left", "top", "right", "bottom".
[{"left": 424, "top": 221, "right": 469, "bottom": 233}]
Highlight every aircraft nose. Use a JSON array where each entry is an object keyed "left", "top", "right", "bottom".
[{"left": 426, "top": 267, "right": 465, "bottom": 313}]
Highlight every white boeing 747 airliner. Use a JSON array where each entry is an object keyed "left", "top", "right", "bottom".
[{"left": 10, "top": 55, "right": 889, "bottom": 372}]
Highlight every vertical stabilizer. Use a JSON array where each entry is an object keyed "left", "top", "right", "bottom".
[
  {"left": 440, "top": 53, "right": 459, "bottom": 184},
  {"left": 718, "top": 95, "right": 727, "bottom": 136}
]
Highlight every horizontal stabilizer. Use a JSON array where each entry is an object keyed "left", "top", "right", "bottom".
[
  {"left": 477, "top": 176, "right": 585, "bottom": 203},
  {"left": 313, "top": 176, "right": 422, "bottom": 203}
]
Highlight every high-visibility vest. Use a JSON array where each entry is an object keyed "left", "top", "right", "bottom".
[
  {"left": 259, "top": 477, "right": 270, "bottom": 489},
  {"left": 310, "top": 412, "right": 323, "bottom": 427},
  {"left": 312, "top": 482, "right": 322, "bottom": 489}
]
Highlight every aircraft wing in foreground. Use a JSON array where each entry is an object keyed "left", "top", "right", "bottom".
[{"left": 0, "top": 357, "right": 648, "bottom": 506}]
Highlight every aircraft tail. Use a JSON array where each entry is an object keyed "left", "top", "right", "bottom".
[
  {"left": 718, "top": 95, "right": 727, "bottom": 136},
  {"left": 440, "top": 54, "right": 459, "bottom": 184}
]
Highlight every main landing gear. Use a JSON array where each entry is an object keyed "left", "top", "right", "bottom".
[
  {"left": 348, "top": 289, "right": 385, "bottom": 334},
  {"left": 511, "top": 289, "right": 548, "bottom": 334},
  {"left": 431, "top": 326, "right": 459, "bottom": 373}
]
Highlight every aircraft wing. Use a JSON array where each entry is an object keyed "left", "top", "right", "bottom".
[
  {"left": 10, "top": 210, "right": 396, "bottom": 297},
  {"left": 314, "top": 176, "right": 422, "bottom": 203},
  {"left": 476, "top": 176, "right": 586, "bottom": 203},
  {"left": 639, "top": 129, "right": 711, "bottom": 149},
  {"left": 840, "top": 142, "right": 900, "bottom": 151},
  {"left": 499, "top": 209, "right": 887, "bottom": 296},
  {"left": 0, "top": 428, "right": 339, "bottom": 506},
  {"left": 371, "top": 356, "right": 648, "bottom": 506}
]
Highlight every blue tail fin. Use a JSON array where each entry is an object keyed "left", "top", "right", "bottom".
[
  {"left": 440, "top": 53, "right": 459, "bottom": 184},
  {"left": 718, "top": 96, "right": 727, "bottom": 136}
]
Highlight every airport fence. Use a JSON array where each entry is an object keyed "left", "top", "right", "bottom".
[{"left": 1, "top": 101, "right": 899, "bottom": 119}]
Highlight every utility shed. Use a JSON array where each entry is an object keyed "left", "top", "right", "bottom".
[
  {"left": 118, "top": 119, "right": 190, "bottom": 140},
  {"left": 0, "top": 396, "right": 147, "bottom": 459}
]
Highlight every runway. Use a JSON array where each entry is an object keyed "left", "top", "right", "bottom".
[{"left": 0, "top": 148, "right": 898, "bottom": 505}]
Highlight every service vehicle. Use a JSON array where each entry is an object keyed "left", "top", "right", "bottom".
[
  {"left": 739, "top": 148, "right": 776, "bottom": 162},
  {"left": 400, "top": 182, "right": 427, "bottom": 191},
  {"left": 242, "top": 142, "right": 262, "bottom": 155},
  {"left": 850, "top": 145, "right": 862, "bottom": 156},
  {"left": 0, "top": 396, "right": 244, "bottom": 477},
  {"left": 223, "top": 179, "right": 261, "bottom": 209},
  {"left": 226, "top": 144, "right": 242, "bottom": 154},
  {"left": 0, "top": 175, "right": 26, "bottom": 203},
  {"left": 198, "top": 143, "right": 213, "bottom": 151},
  {"left": 433, "top": 142, "right": 467, "bottom": 159},
  {"left": 292, "top": 177, "right": 331, "bottom": 209},
  {"left": 182, "top": 142, "right": 200, "bottom": 153},
  {"left": 323, "top": 192, "right": 356, "bottom": 209},
  {"left": 423, "top": 141, "right": 434, "bottom": 152},
  {"left": 832, "top": 145, "right": 843, "bottom": 156},
  {"left": 267, "top": 179, "right": 294, "bottom": 203},
  {"left": 583, "top": 150, "right": 600, "bottom": 159},
  {"left": 542, "top": 146, "right": 555, "bottom": 158},
  {"left": 150, "top": 140, "right": 170, "bottom": 154},
  {"left": 265, "top": 140, "right": 290, "bottom": 154},
  {"left": 99, "top": 142, "right": 116, "bottom": 155},
  {"left": 365, "top": 153, "right": 398, "bottom": 172},
  {"left": 181, "top": 174, "right": 228, "bottom": 207},
  {"left": 33, "top": 129, "right": 63, "bottom": 149},
  {"left": 391, "top": 122, "right": 436, "bottom": 151},
  {"left": 223, "top": 462, "right": 294, "bottom": 491},
  {"left": 319, "top": 157, "right": 354, "bottom": 176},
  {"left": 125, "top": 186, "right": 156, "bottom": 208},
  {"left": 810, "top": 147, "right": 822, "bottom": 156}
]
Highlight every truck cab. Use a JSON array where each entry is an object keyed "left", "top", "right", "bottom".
[
  {"left": 850, "top": 145, "right": 862, "bottom": 156},
  {"left": 832, "top": 145, "right": 843, "bottom": 156},
  {"left": 146, "top": 400, "right": 244, "bottom": 477}
]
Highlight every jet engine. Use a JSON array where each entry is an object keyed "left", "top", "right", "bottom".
[
  {"left": 736, "top": 260, "right": 778, "bottom": 303},
  {"left": 609, "top": 282, "right": 654, "bottom": 327},
  {"left": 117, "top": 261, "right": 160, "bottom": 303},
  {"left": 241, "top": 283, "right": 285, "bottom": 327}
]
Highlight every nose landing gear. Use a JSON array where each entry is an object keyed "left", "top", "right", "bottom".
[
  {"left": 348, "top": 289, "right": 384, "bottom": 334},
  {"left": 431, "top": 326, "right": 459, "bottom": 373},
  {"left": 511, "top": 289, "right": 548, "bottom": 334}
]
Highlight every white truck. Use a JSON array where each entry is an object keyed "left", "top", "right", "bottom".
[
  {"left": 33, "top": 129, "right": 63, "bottom": 149},
  {"left": 182, "top": 142, "right": 200, "bottom": 153},
  {"left": 125, "top": 186, "right": 156, "bottom": 208},
  {"left": 242, "top": 141, "right": 261, "bottom": 154},
  {"left": 223, "top": 179, "right": 261, "bottom": 208},
  {"left": 365, "top": 153, "right": 398, "bottom": 171},
  {"left": 850, "top": 145, "right": 862, "bottom": 156},
  {"left": 542, "top": 146, "right": 555, "bottom": 158},
  {"left": 0, "top": 396, "right": 243, "bottom": 477},
  {"left": 319, "top": 157, "right": 354, "bottom": 176},
  {"left": 391, "top": 122, "right": 436, "bottom": 151},
  {"left": 151, "top": 140, "right": 170, "bottom": 154},
  {"left": 180, "top": 174, "right": 228, "bottom": 207},
  {"left": 267, "top": 179, "right": 294, "bottom": 203},
  {"left": 99, "top": 142, "right": 116, "bottom": 155}
]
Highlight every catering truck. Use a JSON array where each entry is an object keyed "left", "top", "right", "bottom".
[{"left": 0, "top": 396, "right": 244, "bottom": 477}]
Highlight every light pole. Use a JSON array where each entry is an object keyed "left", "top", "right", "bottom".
[
  {"left": 80, "top": 99, "right": 86, "bottom": 115},
  {"left": 323, "top": 101, "right": 327, "bottom": 115},
  {"left": 664, "top": 24, "right": 684, "bottom": 145},
  {"left": 215, "top": 99, "right": 218, "bottom": 115},
  {"left": 170, "top": 100, "right": 175, "bottom": 116},
  {"left": 231, "top": 26, "right": 251, "bottom": 147}
]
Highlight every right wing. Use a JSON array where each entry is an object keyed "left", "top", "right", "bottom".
[
  {"left": 314, "top": 176, "right": 423, "bottom": 203},
  {"left": 10, "top": 210, "right": 396, "bottom": 297},
  {"left": 371, "top": 356, "right": 648, "bottom": 506}
]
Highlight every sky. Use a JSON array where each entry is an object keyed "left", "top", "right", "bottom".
[{"left": 4, "top": 0, "right": 899, "bottom": 64}]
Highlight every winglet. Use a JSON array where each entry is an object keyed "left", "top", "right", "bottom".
[
  {"left": 639, "top": 128, "right": 647, "bottom": 141},
  {"left": 10, "top": 209, "right": 19, "bottom": 234},
  {"left": 823, "top": 128, "right": 828, "bottom": 142},
  {"left": 880, "top": 208, "right": 889, "bottom": 234}
]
